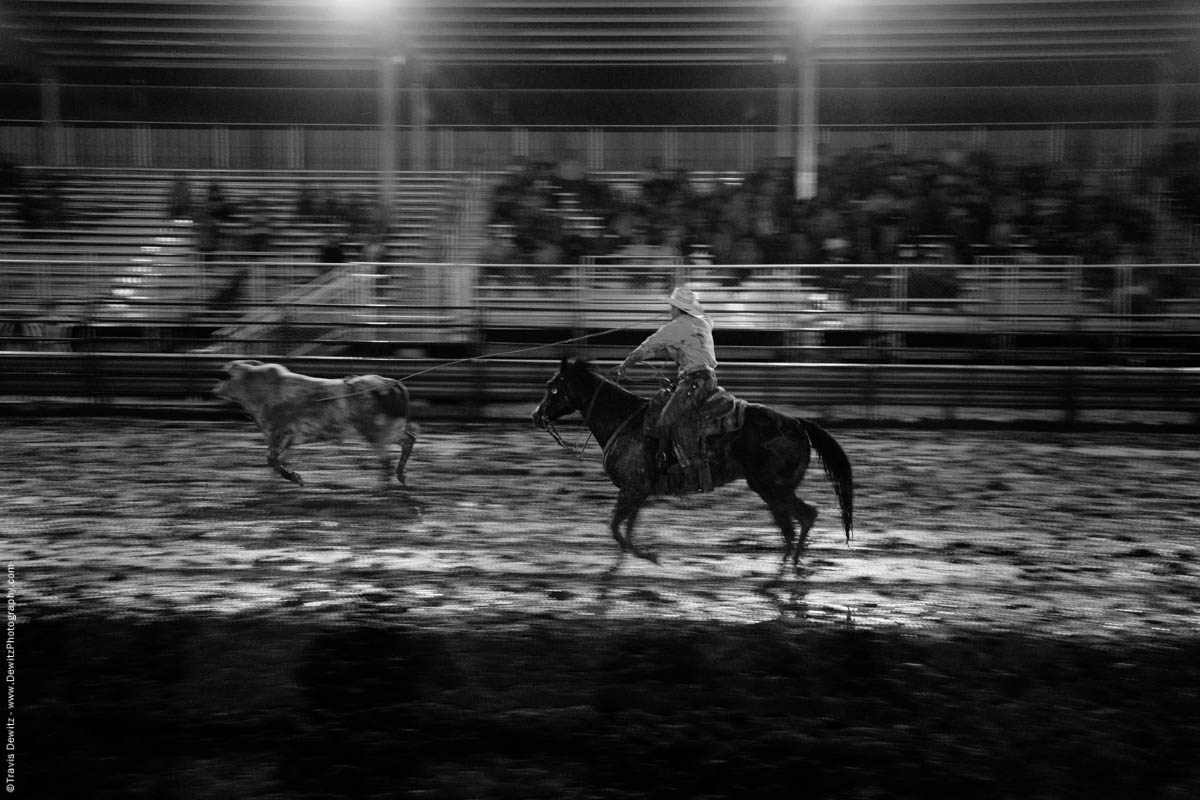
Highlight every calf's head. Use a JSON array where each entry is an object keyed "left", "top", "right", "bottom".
[{"left": 212, "top": 359, "right": 273, "bottom": 405}]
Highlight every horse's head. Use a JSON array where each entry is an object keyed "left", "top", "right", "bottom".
[{"left": 531, "top": 356, "right": 588, "bottom": 429}]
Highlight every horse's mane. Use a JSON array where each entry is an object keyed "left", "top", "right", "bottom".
[
  {"left": 562, "top": 355, "right": 643, "bottom": 404},
  {"left": 561, "top": 355, "right": 601, "bottom": 380}
]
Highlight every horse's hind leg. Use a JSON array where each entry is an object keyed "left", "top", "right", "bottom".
[
  {"left": 765, "top": 501, "right": 799, "bottom": 565},
  {"left": 792, "top": 498, "right": 819, "bottom": 563}
]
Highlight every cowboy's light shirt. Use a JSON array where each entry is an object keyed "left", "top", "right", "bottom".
[{"left": 623, "top": 313, "right": 717, "bottom": 377}]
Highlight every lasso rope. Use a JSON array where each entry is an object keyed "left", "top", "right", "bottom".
[
  {"left": 315, "top": 314, "right": 665, "bottom": 402},
  {"left": 394, "top": 315, "right": 663, "bottom": 383}
]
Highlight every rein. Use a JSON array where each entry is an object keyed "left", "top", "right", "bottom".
[{"left": 549, "top": 364, "right": 662, "bottom": 462}]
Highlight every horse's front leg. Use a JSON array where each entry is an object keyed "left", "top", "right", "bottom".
[{"left": 610, "top": 489, "right": 657, "bottom": 564}]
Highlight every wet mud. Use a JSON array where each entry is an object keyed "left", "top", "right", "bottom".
[{"left": 7, "top": 416, "right": 1200, "bottom": 798}]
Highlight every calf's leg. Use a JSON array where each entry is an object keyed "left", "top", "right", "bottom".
[
  {"left": 267, "top": 433, "right": 304, "bottom": 485},
  {"left": 394, "top": 427, "right": 416, "bottom": 485}
]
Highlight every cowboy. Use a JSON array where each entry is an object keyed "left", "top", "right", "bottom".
[{"left": 616, "top": 286, "right": 718, "bottom": 492}]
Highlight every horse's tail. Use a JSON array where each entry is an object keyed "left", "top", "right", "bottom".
[{"left": 799, "top": 419, "right": 854, "bottom": 543}]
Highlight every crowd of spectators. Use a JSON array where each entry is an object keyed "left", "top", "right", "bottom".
[
  {"left": 159, "top": 174, "right": 391, "bottom": 309},
  {"left": 482, "top": 145, "right": 1162, "bottom": 275},
  {"left": 164, "top": 174, "right": 387, "bottom": 271}
]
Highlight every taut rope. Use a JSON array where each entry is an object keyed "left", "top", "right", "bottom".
[
  {"left": 395, "top": 315, "right": 663, "bottom": 383},
  {"left": 314, "top": 314, "right": 664, "bottom": 403}
]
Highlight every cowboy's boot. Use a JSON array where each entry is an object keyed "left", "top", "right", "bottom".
[
  {"left": 673, "top": 438, "right": 709, "bottom": 494},
  {"left": 655, "top": 434, "right": 672, "bottom": 472}
]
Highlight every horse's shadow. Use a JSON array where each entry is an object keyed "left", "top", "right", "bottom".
[
  {"left": 756, "top": 563, "right": 816, "bottom": 620},
  {"left": 592, "top": 550, "right": 817, "bottom": 622}
]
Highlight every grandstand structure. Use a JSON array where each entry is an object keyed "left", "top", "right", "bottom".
[{"left": 1, "top": 1, "right": 1199, "bottom": 418}]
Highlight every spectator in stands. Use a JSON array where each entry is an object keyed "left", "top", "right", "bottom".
[
  {"left": 209, "top": 268, "right": 248, "bottom": 312},
  {"left": 206, "top": 179, "right": 232, "bottom": 223},
  {"left": 342, "top": 192, "right": 371, "bottom": 239},
  {"left": 484, "top": 144, "right": 1167, "bottom": 285},
  {"left": 479, "top": 224, "right": 521, "bottom": 275},
  {"left": 318, "top": 184, "right": 341, "bottom": 223},
  {"left": 0, "top": 153, "right": 20, "bottom": 197},
  {"left": 295, "top": 179, "right": 317, "bottom": 220},
  {"left": 0, "top": 302, "right": 67, "bottom": 351},
  {"left": 195, "top": 208, "right": 220, "bottom": 262},
  {"left": 167, "top": 173, "right": 192, "bottom": 220},
  {"left": 361, "top": 233, "right": 386, "bottom": 264},
  {"left": 19, "top": 172, "right": 67, "bottom": 231},
  {"left": 18, "top": 185, "right": 47, "bottom": 229},
  {"left": 616, "top": 228, "right": 662, "bottom": 265},
  {"left": 318, "top": 235, "right": 346, "bottom": 270},
  {"left": 243, "top": 197, "right": 273, "bottom": 256},
  {"left": 22, "top": 300, "right": 76, "bottom": 352}
]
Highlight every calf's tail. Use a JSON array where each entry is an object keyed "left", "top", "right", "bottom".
[
  {"left": 799, "top": 418, "right": 854, "bottom": 542},
  {"left": 380, "top": 378, "right": 411, "bottom": 419}
]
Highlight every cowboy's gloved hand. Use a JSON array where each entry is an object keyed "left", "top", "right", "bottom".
[{"left": 615, "top": 366, "right": 627, "bottom": 382}]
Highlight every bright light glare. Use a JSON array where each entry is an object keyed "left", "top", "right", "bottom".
[{"left": 332, "top": 0, "right": 392, "bottom": 23}]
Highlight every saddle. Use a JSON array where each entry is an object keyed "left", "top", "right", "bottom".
[
  {"left": 643, "top": 386, "right": 747, "bottom": 438},
  {"left": 696, "top": 389, "right": 748, "bottom": 437},
  {"left": 642, "top": 386, "right": 748, "bottom": 495}
]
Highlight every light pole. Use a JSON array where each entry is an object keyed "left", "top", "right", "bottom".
[
  {"left": 794, "top": 0, "right": 830, "bottom": 200},
  {"left": 375, "top": 0, "right": 402, "bottom": 234}
]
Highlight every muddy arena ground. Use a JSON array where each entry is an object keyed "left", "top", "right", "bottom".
[{"left": 7, "top": 409, "right": 1200, "bottom": 799}]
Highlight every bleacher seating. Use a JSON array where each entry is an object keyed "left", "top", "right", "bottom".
[{"left": 0, "top": 166, "right": 464, "bottom": 310}]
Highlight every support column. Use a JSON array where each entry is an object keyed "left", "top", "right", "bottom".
[
  {"left": 379, "top": 54, "right": 399, "bottom": 231},
  {"left": 409, "top": 68, "right": 429, "bottom": 172},
  {"left": 794, "top": 6, "right": 821, "bottom": 200},
  {"left": 1153, "top": 56, "right": 1178, "bottom": 152},
  {"left": 40, "top": 72, "right": 63, "bottom": 166},
  {"left": 775, "top": 64, "right": 794, "bottom": 160}
]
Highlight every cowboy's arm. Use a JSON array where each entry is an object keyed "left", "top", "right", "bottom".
[
  {"left": 616, "top": 345, "right": 647, "bottom": 381},
  {"left": 616, "top": 326, "right": 672, "bottom": 380}
]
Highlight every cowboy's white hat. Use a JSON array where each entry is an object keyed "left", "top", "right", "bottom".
[{"left": 666, "top": 286, "right": 705, "bottom": 317}]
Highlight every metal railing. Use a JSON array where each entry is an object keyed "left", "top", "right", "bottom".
[
  {"left": 3, "top": 260, "right": 1200, "bottom": 367},
  {"left": 1, "top": 351, "right": 1197, "bottom": 426}
]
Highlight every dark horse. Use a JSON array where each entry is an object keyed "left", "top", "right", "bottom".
[{"left": 532, "top": 357, "right": 854, "bottom": 565}]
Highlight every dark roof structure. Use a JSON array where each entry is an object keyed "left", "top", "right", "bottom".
[{"left": 2, "top": 0, "right": 1199, "bottom": 75}]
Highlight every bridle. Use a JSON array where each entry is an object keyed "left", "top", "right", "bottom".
[
  {"left": 540, "top": 371, "right": 607, "bottom": 457},
  {"left": 539, "top": 362, "right": 668, "bottom": 458}
]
